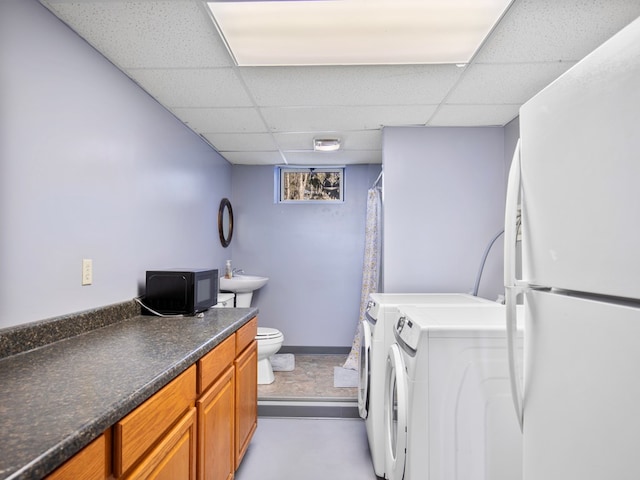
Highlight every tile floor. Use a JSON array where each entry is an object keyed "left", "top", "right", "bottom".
[
  {"left": 235, "top": 417, "right": 380, "bottom": 480},
  {"left": 258, "top": 354, "right": 358, "bottom": 401}
]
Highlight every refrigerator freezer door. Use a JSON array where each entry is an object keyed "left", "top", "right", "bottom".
[
  {"left": 524, "top": 290, "right": 640, "bottom": 480},
  {"left": 519, "top": 18, "right": 640, "bottom": 299}
]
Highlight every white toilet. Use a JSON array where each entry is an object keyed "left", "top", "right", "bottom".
[{"left": 256, "top": 327, "right": 284, "bottom": 385}]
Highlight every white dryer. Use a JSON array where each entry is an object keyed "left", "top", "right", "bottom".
[
  {"left": 384, "top": 304, "right": 523, "bottom": 480},
  {"left": 359, "top": 294, "right": 495, "bottom": 478}
]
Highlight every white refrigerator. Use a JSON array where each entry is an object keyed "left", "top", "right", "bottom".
[{"left": 504, "top": 16, "right": 640, "bottom": 480}]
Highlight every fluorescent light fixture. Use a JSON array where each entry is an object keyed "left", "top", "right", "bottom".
[
  {"left": 206, "top": 0, "right": 512, "bottom": 66},
  {"left": 313, "top": 138, "right": 341, "bottom": 152}
]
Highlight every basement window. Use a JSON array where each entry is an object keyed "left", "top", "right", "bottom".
[{"left": 275, "top": 167, "right": 344, "bottom": 203}]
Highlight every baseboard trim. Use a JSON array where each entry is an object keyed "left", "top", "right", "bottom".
[{"left": 278, "top": 346, "right": 351, "bottom": 355}]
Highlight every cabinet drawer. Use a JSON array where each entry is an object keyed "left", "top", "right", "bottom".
[
  {"left": 197, "top": 333, "right": 235, "bottom": 395},
  {"left": 47, "top": 433, "right": 108, "bottom": 480},
  {"left": 235, "top": 317, "right": 257, "bottom": 355},
  {"left": 114, "top": 365, "right": 196, "bottom": 476}
]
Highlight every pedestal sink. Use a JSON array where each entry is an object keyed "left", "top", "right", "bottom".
[{"left": 219, "top": 275, "right": 269, "bottom": 307}]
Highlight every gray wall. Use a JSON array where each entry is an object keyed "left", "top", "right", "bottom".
[
  {"left": 230, "top": 165, "right": 381, "bottom": 347},
  {"left": 0, "top": 0, "right": 231, "bottom": 328},
  {"left": 382, "top": 126, "right": 507, "bottom": 301}
]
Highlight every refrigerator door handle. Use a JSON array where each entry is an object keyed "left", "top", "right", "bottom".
[
  {"left": 506, "top": 286, "right": 524, "bottom": 431},
  {"left": 504, "top": 139, "right": 521, "bottom": 289},
  {"left": 505, "top": 139, "right": 524, "bottom": 431}
]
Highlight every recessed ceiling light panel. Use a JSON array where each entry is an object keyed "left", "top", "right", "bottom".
[{"left": 206, "top": 0, "right": 513, "bottom": 66}]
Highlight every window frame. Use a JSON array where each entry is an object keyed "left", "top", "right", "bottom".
[{"left": 275, "top": 166, "right": 345, "bottom": 204}]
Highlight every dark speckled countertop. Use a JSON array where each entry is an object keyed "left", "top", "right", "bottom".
[{"left": 0, "top": 306, "right": 257, "bottom": 480}]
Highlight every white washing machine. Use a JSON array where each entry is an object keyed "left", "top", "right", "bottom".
[
  {"left": 359, "top": 294, "right": 495, "bottom": 478},
  {"left": 384, "top": 304, "right": 523, "bottom": 480}
]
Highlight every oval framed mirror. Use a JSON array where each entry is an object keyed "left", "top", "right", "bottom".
[{"left": 218, "top": 198, "right": 234, "bottom": 248}]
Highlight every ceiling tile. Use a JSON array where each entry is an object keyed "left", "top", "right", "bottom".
[
  {"left": 38, "top": 0, "right": 640, "bottom": 165},
  {"left": 171, "top": 107, "right": 267, "bottom": 133},
  {"left": 127, "top": 68, "right": 253, "bottom": 107},
  {"left": 273, "top": 130, "right": 382, "bottom": 151},
  {"left": 282, "top": 151, "right": 382, "bottom": 165},
  {"left": 221, "top": 151, "right": 284, "bottom": 165},
  {"left": 203, "top": 133, "right": 278, "bottom": 151},
  {"left": 260, "top": 105, "right": 438, "bottom": 132},
  {"left": 239, "top": 65, "right": 463, "bottom": 106},
  {"left": 43, "top": 0, "right": 233, "bottom": 68},
  {"left": 476, "top": 0, "right": 640, "bottom": 63},
  {"left": 446, "top": 62, "right": 575, "bottom": 105},
  {"left": 428, "top": 104, "right": 521, "bottom": 126}
]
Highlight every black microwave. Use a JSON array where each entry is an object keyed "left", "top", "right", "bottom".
[{"left": 144, "top": 269, "right": 218, "bottom": 315}]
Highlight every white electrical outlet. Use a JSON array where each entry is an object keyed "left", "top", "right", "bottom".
[{"left": 82, "top": 259, "right": 93, "bottom": 286}]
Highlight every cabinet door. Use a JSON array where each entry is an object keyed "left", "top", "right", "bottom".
[
  {"left": 234, "top": 340, "right": 257, "bottom": 469},
  {"left": 197, "top": 365, "right": 235, "bottom": 480},
  {"left": 126, "top": 407, "right": 197, "bottom": 480}
]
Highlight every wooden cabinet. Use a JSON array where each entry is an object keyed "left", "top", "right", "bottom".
[
  {"left": 46, "top": 433, "right": 109, "bottom": 480},
  {"left": 196, "top": 316, "right": 258, "bottom": 479},
  {"left": 114, "top": 365, "right": 197, "bottom": 478},
  {"left": 196, "top": 333, "right": 236, "bottom": 480},
  {"left": 234, "top": 319, "right": 257, "bottom": 469},
  {"left": 48, "top": 317, "right": 257, "bottom": 480}
]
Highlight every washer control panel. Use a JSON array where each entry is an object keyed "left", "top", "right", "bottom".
[
  {"left": 396, "top": 314, "right": 421, "bottom": 351},
  {"left": 365, "top": 298, "right": 379, "bottom": 324}
]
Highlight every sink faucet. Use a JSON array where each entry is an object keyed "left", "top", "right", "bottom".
[{"left": 232, "top": 268, "right": 244, "bottom": 275}]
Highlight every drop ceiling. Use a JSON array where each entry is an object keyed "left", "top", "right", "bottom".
[{"left": 39, "top": 0, "right": 640, "bottom": 165}]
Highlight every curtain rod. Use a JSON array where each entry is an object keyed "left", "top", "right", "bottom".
[{"left": 372, "top": 171, "right": 383, "bottom": 188}]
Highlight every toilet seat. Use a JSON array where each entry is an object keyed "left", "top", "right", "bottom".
[{"left": 256, "top": 327, "right": 283, "bottom": 340}]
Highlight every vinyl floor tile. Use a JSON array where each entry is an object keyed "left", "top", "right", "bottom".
[
  {"left": 258, "top": 354, "right": 358, "bottom": 401},
  {"left": 235, "top": 417, "right": 379, "bottom": 480}
]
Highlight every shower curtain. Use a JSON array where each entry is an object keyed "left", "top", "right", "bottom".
[{"left": 343, "top": 186, "right": 382, "bottom": 370}]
